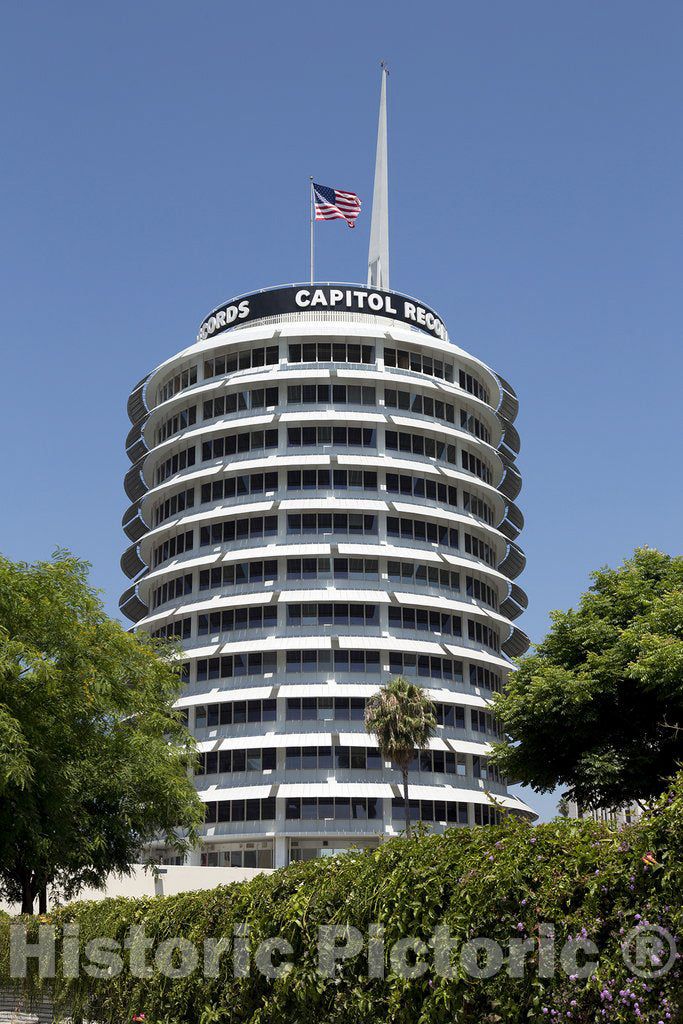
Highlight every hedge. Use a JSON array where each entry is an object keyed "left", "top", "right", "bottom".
[{"left": 2, "top": 778, "right": 682, "bottom": 1024}]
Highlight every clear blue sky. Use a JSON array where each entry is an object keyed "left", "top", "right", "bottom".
[{"left": 2, "top": 1, "right": 681, "bottom": 822}]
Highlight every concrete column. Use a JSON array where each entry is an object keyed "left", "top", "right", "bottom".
[{"left": 274, "top": 835, "right": 288, "bottom": 868}]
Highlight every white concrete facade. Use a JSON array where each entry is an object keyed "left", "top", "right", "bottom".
[{"left": 121, "top": 287, "right": 534, "bottom": 868}]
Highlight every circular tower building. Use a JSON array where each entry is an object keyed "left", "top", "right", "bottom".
[{"left": 121, "top": 283, "right": 533, "bottom": 869}]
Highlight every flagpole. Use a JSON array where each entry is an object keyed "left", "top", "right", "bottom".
[{"left": 309, "top": 177, "right": 314, "bottom": 284}]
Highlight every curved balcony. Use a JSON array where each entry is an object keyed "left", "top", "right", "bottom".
[
  {"left": 119, "top": 584, "right": 149, "bottom": 623},
  {"left": 127, "top": 374, "right": 150, "bottom": 427},
  {"left": 501, "top": 625, "right": 530, "bottom": 659},
  {"left": 498, "top": 540, "right": 526, "bottom": 581}
]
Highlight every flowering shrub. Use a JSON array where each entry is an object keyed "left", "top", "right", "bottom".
[{"left": 1, "top": 775, "right": 681, "bottom": 1024}]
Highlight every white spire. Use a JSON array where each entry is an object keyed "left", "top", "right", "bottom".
[{"left": 367, "top": 62, "right": 389, "bottom": 290}]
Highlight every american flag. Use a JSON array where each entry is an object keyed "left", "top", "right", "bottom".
[{"left": 313, "top": 182, "right": 362, "bottom": 228}]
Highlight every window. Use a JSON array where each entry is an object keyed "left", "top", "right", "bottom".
[
  {"left": 460, "top": 409, "right": 491, "bottom": 444},
  {"left": 200, "top": 516, "right": 278, "bottom": 547},
  {"left": 287, "top": 513, "right": 377, "bottom": 537},
  {"left": 471, "top": 709, "right": 500, "bottom": 737},
  {"left": 473, "top": 804, "right": 500, "bottom": 825},
  {"left": 386, "top": 516, "right": 459, "bottom": 549},
  {"left": 466, "top": 575, "right": 498, "bottom": 610},
  {"left": 467, "top": 620, "right": 500, "bottom": 652},
  {"left": 204, "top": 346, "right": 279, "bottom": 378},
  {"left": 199, "top": 561, "right": 278, "bottom": 591},
  {"left": 464, "top": 532, "right": 497, "bottom": 567},
  {"left": 197, "top": 748, "right": 276, "bottom": 776},
  {"left": 286, "top": 469, "right": 377, "bottom": 492},
  {"left": 469, "top": 665, "right": 502, "bottom": 693},
  {"left": 434, "top": 703, "right": 466, "bottom": 729},
  {"left": 387, "top": 561, "right": 459, "bottom": 591},
  {"left": 463, "top": 490, "right": 494, "bottom": 525},
  {"left": 461, "top": 450, "right": 492, "bottom": 485},
  {"left": 459, "top": 369, "right": 490, "bottom": 404},
  {"left": 196, "top": 652, "right": 278, "bottom": 682},
  {"left": 208, "top": 797, "right": 276, "bottom": 823},
  {"left": 389, "top": 652, "right": 463, "bottom": 683},
  {"left": 200, "top": 472, "right": 278, "bottom": 503},
  {"left": 287, "top": 603, "right": 379, "bottom": 628},
  {"left": 286, "top": 426, "right": 376, "bottom": 448},
  {"left": 202, "top": 429, "right": 278, "bottom": 461},
  {"left": 154, "top": 487, "right": 195, "bottom": 527},
  {"left": 285, "top": 650, "right": 380, "bottom": 674},
  {"left": 198, "top": 606, "right": 278, "bottom": 636},
  {"left": 388, "top": 607, "right": 461, "bottom": 636},
  {"left": 150, "top": 617, "right": 191, "bottom": 640},
  {"left": 385, "top": 430, "right": 456, "bottom": 465},
  {"left": 391, "top": 798, "right": 468, "bottom": 825},
  {"left": 385, "top": 473, "right": 457, "bottom": 507},
  {"left": 288, "top": 342, "right": 374, "bottom": 364},
  {"left": 152, "top": 530, "right": 193, "bottom": 568},
  {"left": 152, "top": 573, "right": 192, "bottom": 609},
  {"left": 286, "top": 697, "right": 367, "bottom": 721},
  {"left": 195, "top": 699, "right": 276, "bottom": 727},
  {"left": 156, "top": 405, "right": 197, "bottom": 444},
  {"left": 203, "top": 386, "right": 279, "bottom": 418},
  {"left": 157, "top": 365, "right": 197, "bottom": 404},
  {"left": 287, "top": 383, "right": 376, "bottom": 405},
  {"left": 286, "top": 557, "right": 378, "bottom": 581},
  {"left": 155, "top": 445, "right": 196, "bottom": 485},
  {"left": 383, "top": 347, "right": 455, "bottom": 384},
  {"left": 385, "top": 388, "right": 489, "bottom": 440},
  {"left": 285, "top": 797, "right": 379, "bottom": 820}
]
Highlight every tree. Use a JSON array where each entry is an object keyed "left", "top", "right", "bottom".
[
  {"left": 365, "top": 676, "right": 436, "bottom": 837},
  {"left": 0, "top": 552, "right": 203, "bottom": 914},
  {"left": 491, "top": 548, "right": 683, "bottom": 810}
]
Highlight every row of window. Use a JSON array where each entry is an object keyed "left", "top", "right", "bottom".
[
  {"left": 199, "top": 561, "right": 278, "bottom": 590},
  {"left": 467, "top": 576, "right": 498, "bottom": 610},
  {"left": 191, "top": 652, "right": 501, "bottom": 693},
  {"left": 392, "top": 798, "right": 470, "bottom": 825},
  {"left": 153, "top": 382, "right": 493, "bottom": 452},
  {"left": 152, "top": 474, "right": 495, "bottom": 530},
  {"left": 151, "top": 433, "right": 493, "bottom": 487},
  {"left": 196, "top": 746, "right": 490, "bottom": 777},
  {"left": 193, "top": 695, "right": 498, "bottom": 734},
  {"left": 151, "top": 517, "right": 498, "bottom": 571},
  {"left": 185, "top": 603, "right": 496, "bottom": 642},
  {"left": 153, "top": 346, "right": 490, "bottom": 411}
]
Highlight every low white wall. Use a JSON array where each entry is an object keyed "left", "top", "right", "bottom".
[{"left": 1, "top": 863, "right": 273, "bottom": 914}]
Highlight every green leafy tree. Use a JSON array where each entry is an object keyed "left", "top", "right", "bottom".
[
  {"left": 491, "top": 547, "right": 683, "bottom": 810},
  {"left": 365, "top": 676, "right": 436, "bottom": 837},
  {"left": 0, "top": 552, "right": 203, "bottom": 914}
]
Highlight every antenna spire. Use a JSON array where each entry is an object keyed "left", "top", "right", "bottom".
[{"left": 367, "top": 62, "right": 389, "bottom": 290}]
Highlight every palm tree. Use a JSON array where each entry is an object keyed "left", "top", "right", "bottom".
[{"left": 365, "top": 676, "right": 436, "bottom": 838}]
